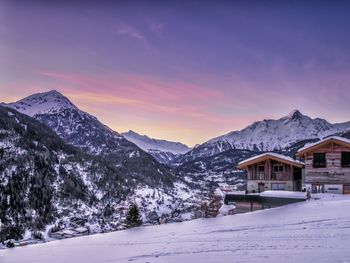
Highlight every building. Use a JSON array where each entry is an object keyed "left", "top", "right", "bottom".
[
  {"left": 238, "top": 153, "right": 304, "bottom": 193},
  {"left": 296, "top": 136, "right": 350, "bottom": 194}
]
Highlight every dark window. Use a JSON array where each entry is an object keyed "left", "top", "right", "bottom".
[
  {"left": 313, "top": 153, "right": 326, "bottom": 168},
  {"left": 273, "top": 165, "right": 284, "bottom": 172},
  {"left": 341, "top": 152, "right": 350, "bottom": 167},
  {"left": 258, "top": 165, "right": 265, "bottom": 172},
  {"left": 271, "top": 183, "right": 286, "bottom": 190}
]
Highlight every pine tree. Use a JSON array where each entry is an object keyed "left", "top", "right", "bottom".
[{"left": 125, "top": 203, "right": 142, "bottom": 228}]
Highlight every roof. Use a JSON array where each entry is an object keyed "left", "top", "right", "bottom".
[
  {"left": 237, "top": 152, "right": 304, "bottom": 169},
  {"left": 297, "top": 136, "right": 350, "bottom": 156}
]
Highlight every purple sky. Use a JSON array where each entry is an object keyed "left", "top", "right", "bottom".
[{"left": 1, "top": 1, "right": 350, "bottom": 146}]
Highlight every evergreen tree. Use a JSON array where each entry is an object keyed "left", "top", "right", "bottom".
[
  {"left": 206, "top": 192, "right": 223, "bottom": 218},
  {"left": 125, "top": 203, "right": 142, "bottom": 228}
]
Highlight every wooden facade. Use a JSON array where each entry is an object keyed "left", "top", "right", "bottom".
[
  {"left": 297, "top": 137, "right": 350, "bottom": 194},
  {"left": 238, "top": 153, "right": 303, "bottom": 193}
]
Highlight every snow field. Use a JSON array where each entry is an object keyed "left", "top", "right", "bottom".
[{"left": 2, "top": 194, "right": 350, "bottom": 263}]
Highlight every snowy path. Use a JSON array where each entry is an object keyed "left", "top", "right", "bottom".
[{"left": 1, "top": 195, "right": 350, "bottom": 263}]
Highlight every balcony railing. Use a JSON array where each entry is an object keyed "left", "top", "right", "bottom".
[
  {"left": 271, "top": 172, "right": 290, "bottom": 181},
  {"left": 251, "top": 172, "right": 290, "bottom": 181}
]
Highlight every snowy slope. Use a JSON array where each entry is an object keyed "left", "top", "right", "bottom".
[
  {"left": 122, "top": 130, "right": 190, "bottom": 164},
  {"left": 177, "top": 110, "right": 350, "bottom": 163},
  {"left": 2, "top": 194, "right": 350, "bottom": 263}
]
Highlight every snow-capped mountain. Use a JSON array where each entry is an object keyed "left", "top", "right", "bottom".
[
  {"left": 4, "top": 90, "right": 174, "bottom": 187},
  {"left": 0, "top": 105, "right": 199, "bottom": 241},
  {"left": 122, "top": 130, "right": 190, "bottom": 165},
  {"left": 176, "top": 110, "right": 350, "bottom": 164}
]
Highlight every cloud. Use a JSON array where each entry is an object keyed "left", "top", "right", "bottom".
[
  {"left": 149, "top": 19, "right": 164, "bottom": 38},
  {"left": 77, "top": 47, "right": 96, "bottom": 56},
  {"left": 116, "top": 23, "right": 145, "bottom": 41}
]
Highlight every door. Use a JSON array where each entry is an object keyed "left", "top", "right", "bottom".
[
  {"left": 294, "top": 180, "right": 302, "bottom": 191},
  {"left": 343, "top": 184, "right": 350, "bottom": 195},
  {"left": 258, "top": 183, "right": 265, "bottom": 193}
]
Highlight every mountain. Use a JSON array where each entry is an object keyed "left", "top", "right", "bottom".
[
  {"left": 175, "top": 110, "right": 350, "bottom": 165},
  {"left": 0, "top": 105, "right": 200, "bottom": 241},
  {"left": 122, "top": 130, "right": 190, "bottom": 165},
  {"left": 4, "top": 90, "right": 174, "bottom": 187}
]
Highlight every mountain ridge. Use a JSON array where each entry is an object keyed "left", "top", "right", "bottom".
[
  {"left": 175, "top": 109, "right": 350, "bottom": 165},
  {"left": 122, "top": 130, "right": 191, "bottom": 165}
]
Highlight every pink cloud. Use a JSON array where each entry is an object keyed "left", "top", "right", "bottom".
[
  {"left": 38, "top": 71, "right": 224, "bottom": 115},
  {"left": 35, "top": 70, "right": 254, "bottom": 144}
]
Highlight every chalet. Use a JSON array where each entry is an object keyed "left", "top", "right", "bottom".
[
  {"left": 238, "top": 153, "right": 304, "bottom": 193},
  {"left": 296, "top": 136, "right": 350, "bottom": 194}
]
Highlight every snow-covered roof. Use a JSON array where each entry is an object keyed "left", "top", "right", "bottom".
[
  {"left": 297, "top": 136, "right": 350, "bottom": 155},
  {"left": 238, "top": 152, "right": 303, "bottom": 168}
]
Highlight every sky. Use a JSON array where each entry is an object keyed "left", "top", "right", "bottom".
[{"left": 1, "top": 1, "right": 350, "bottom": 146}]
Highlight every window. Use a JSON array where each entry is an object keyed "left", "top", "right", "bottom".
[
  {"left": 341, "top": 152, "right": 350, "bottom": 167},
  {"left": 313, "top": 153, "right": 326, "bottom": 168},
  {"left": 258, "top": 165, "right": 265, "bottom": 172},
  {"left": 273, "top": 165, "right": 284, "bottom": 172},
  {"left": 311, "top": 184, "right": 324, "bottom": 193}
]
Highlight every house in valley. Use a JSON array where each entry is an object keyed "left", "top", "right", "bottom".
[
  {"left": 296, "top": 136, "right": 350, "bottom": 194},
  {"left": 238, "top": 153, "right": 304, "bottom": 193}
]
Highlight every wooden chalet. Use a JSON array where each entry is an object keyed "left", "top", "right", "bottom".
[
  {"left": 296, "top": 136, "right": 350, "bottom": 194},
  {"left": 238, "top": 153, "right": 304, "bottom": 193}
]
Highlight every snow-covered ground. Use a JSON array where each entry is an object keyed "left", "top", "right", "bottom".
[{"left": 1, "top": 194, "right": 350, "bottom": 263}]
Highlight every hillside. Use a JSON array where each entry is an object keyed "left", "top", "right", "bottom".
[
  {"left": 2, "top": 194, "right": 350, "bottom": 262},
  {"left": 0, "top": 105, "right": 133, "bottom": 240}
]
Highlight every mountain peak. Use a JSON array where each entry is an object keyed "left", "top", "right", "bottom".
[
  {"left": 32, "top": 89, "right": 68, "bottom": 100},
  {"left": 46, "top": 89, "right": 65, "bottom": 96},
  {"left": 286, "top": 109, "right": 303, "bottom": 119},
  {"left": 4, "top": 90, "right": 78, "bottom": 117}
]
